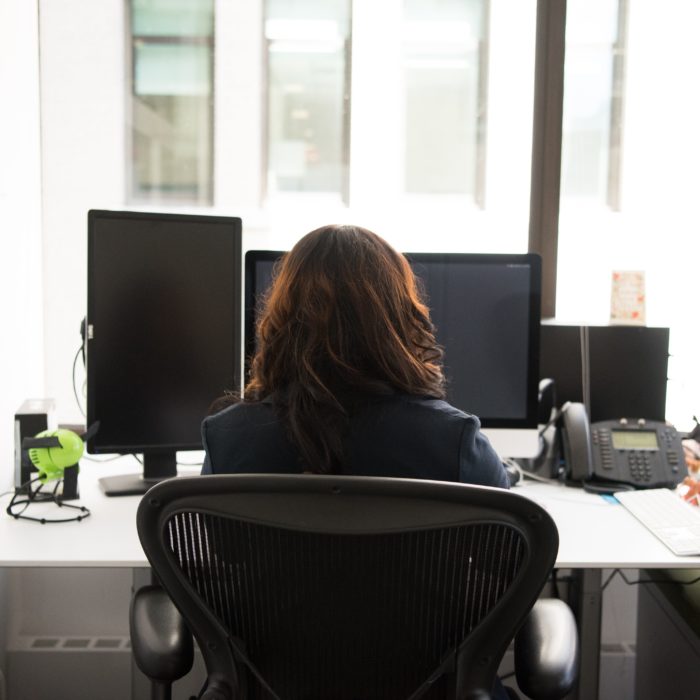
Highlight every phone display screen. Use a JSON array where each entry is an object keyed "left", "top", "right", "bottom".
[{"left": 611, "top": 430, "right": 659, "bottom": 450}]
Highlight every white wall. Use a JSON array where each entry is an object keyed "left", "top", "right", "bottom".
[
  {"left": 38, "top": 0, "right": 127, "bottom": 427},
  {"left": 0, "top": 0, "right": 44, "bottom": 477},
  {"left": 2, "top": 6, "right": 134, "bottom": 682},
  {"left": 0, "top": 0, "right": 43, "bottom": 687}
]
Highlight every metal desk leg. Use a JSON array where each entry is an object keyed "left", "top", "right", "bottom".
[{"left": 568, "top": 568, "right": 602, "bottom": 700}]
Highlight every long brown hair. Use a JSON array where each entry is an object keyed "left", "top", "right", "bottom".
[{"left": 246, "top": 224, "right": 445, "bottom": 472}]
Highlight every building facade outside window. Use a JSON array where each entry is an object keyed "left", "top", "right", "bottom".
[
  {"left": 264, "top": 0, "right": 351, "bottom": 203},
  {"left": 126, "top": 0, "right": 497, "bottom": 217},
  {"left": 402, "top": 0, "right": 488, "bottom": 203},
  {"left": 128, "top": 0, "right": 215, "bottom": 204},
  {"left": 258, "top": 0, "right": 530, "bottom": 253}
]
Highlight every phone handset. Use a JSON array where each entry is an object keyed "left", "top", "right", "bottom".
[{"left": 559, "top": 402, "right": 594, "bottom": 482}]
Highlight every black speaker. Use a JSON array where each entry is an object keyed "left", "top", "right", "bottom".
[{"left": 14, "top": 399, "right": 54, "bottom": 492}]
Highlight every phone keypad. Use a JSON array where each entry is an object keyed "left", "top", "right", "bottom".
[{"left": 627, "top": 452, "right": 653, "bottom": 483}]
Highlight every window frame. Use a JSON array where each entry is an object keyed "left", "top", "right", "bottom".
[{"left": 528, "top": 0, "right": 566, "bottom": 319}]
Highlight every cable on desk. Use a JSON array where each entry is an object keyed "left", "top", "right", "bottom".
[
  {"left": 548, "top": 569, "right": 578, "bottom": 599},
  {"left": 72, "top": 342, "right": 86, "bottom": 418},
  {"left": 601, "top": 568, "right": 700, "bottom": 592},
  {"left": 5, "top": 476, "right": 91, "bottom": 524},
  {"left": 520, "top": 469, "right": 556, "bottom": 484},
  {"left": 82, "top": 454, "right": 123, "bottom": 463},
  {"left": 601, "top": 570, "right": 618, "bottom": 591}
]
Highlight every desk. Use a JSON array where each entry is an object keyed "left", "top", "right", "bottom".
[
  {"left": 2, "top": 462, "right": 699, "bottom": 699},
  {"left": 516, "top": 479, "right": 700, "bottom": 570},
  {"left": 0, "top": 458, "right": 190, "bottom": 567},
  {"left": 515, "top": 479, "right": 700, "bottom": 700},
  {"left": 6, "top": 461, "right": 698, "bottom": 569}
]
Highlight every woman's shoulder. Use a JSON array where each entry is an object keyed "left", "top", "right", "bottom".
[
  {"left": 203, "top": 399, "right": 278, "bottom": 432},
  {"left": 357, "top": 392, "right": 482, "bottom": 444},
  {"left": 201, "top": 398, "right": 301, "bottom": 475},
  {"left": 386, "top": 393, "right": 481, "bottom": 426}
]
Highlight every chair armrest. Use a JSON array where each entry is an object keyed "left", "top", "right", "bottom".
[
  {"left": 130, "top": 584, "right": 194, "bottom": 682},
  {"left": 514, "top": 598, "right": 579, "bottom": 700}
]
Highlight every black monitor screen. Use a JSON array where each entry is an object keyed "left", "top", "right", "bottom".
[
  {"left": 244, "top": 250, "right": 541, "bottom": 429},
  {"left": 408, "top": 254, "right": 540, "bottom": 426},
  {"left": 244, "top": 251, "right": 282, "bottom": 375},
  {"left": 87, "top": 210, "right": 242, "bottom": 491}
]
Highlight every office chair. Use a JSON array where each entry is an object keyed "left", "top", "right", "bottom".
[{"left": 130, "top": 475, "right": 578, "bottom": 700}]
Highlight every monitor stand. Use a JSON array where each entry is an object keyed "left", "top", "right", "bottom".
[
  {"left": 482, "top": 427, "right": 541, "bottom": 460},
  {"left": 98, "top": 451, "right": 178, "bottom": 497}
]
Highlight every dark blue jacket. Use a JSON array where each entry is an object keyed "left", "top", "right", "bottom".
[{"left": 201, "top": 393, "right": 509, "bottom": 488}]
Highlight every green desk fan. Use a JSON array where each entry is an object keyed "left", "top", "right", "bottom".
[{"left": 6, "top": 426, "right": 95, "bottom": 523}]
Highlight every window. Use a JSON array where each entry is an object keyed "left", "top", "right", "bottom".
[
  {"left": 121, "top": 0, "right": 534, "bottom": 253},
  {"left": 402, "top": 0, "right": 488, "bottom": 202},
  {"left": 128, "top": 0, "right": 214, "bottom": 204},
  {"left": 560, "top": 0, "right": 627, "bottom": 208},
  {"left": 35, "top": 0, "right": 542, "bottom": 438},
  {"left": 556, "top": 0, "right": 700, "bottom": 425},
  {"left": 264, "top": 0, "right": 351, "bottom": 202}
]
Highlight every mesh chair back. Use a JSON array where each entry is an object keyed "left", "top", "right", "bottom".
[{"left": 137, "top": 475, "right": 558, "bottom": 700}]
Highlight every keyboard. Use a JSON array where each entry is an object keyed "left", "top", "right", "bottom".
[{"left": 615, "top": 488, "right": 700, "bottom": 556}]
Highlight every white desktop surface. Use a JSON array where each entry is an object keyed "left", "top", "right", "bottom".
[
  {"left": 515, "top": 479, "right": 700, "bottom": 569},
  {"left": 0, "top": 458, "right": 200, "bottom": 567},
  {"left": 2, "top": 461, "right": 700, "bottom": 569}
]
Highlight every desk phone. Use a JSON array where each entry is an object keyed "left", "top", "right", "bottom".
[
  {"left": 590, "top": 418, "right": 684, "bottom": 487},
  {"left": 561, "top": 403, "right": 686, "bottom": 490}
]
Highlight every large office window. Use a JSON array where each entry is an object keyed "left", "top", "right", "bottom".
[
  {"left": 36, "top": 0, "right": 700, "bottom": 471},
  {"left": 560, "top": 0, "right": 626, "bottom": 209},
  {"left": 556, "top": 0, "right": 700, "bottom": 425},
  {"left": 128, "top": 0, "right": 214, "bottom": 204},
  {"left": 264, "top": 0, "right": 351, "bottom": 202},
  {"left": 120, "top": 0, "right": 533, "bottom": 252},
  {"left": 262, "top": 0, "right": 494, "bottom": 212},
  {"left": 402, "top": 0, "right": 488, "bottom": 202}
]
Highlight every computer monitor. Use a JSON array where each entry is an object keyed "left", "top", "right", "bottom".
[
  {"left": 244, "top": 250, "right": 542, "bottom": 459},
  {"left": 86, "top": 210, "right": 242, "bottom": 495}
]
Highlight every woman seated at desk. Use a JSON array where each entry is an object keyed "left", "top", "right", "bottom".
[
  {"left": 201, "top": 223, "right": 508, "bottom": 489},
  {"left": 200, "top": 224, "right": 510, "bottom": 699}
]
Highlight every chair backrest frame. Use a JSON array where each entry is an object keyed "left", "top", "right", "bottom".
[{"left": 137, "top": 474, "right": 558, "bottom": 700}]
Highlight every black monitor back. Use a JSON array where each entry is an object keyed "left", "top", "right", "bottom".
[
  {"left": 540, "top": 324, "right": 669, "bottom": 422},
  {"left": 87, "top": 209, "right": 242, "bottom": 458}
]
